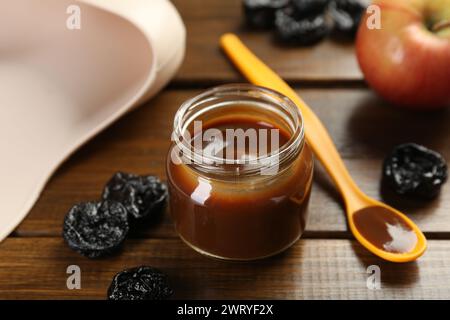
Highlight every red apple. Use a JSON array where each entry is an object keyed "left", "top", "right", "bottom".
[{"left": 356, "top": 0, "right": 450, "bottom": 110}]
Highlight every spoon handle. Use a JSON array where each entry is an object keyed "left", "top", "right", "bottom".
[{"left": 220, "top": 34, "right": 365, "bottom": 211}]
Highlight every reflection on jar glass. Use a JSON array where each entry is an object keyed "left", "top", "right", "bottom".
[{"left": 166, "top": 84, "right": 314, "bottom": 260}]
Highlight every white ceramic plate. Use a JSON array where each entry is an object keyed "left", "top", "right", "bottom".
[{"left": 0, "top": 0, "right": 185, "bottom": 241}]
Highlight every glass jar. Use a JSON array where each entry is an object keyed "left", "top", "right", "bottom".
[{"left": 166, "top": 84, "right": 314, "bottom": 260}]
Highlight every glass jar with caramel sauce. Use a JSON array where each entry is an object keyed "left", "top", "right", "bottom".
[{"left": 166, "top": 84, "right": 314, "bottom": 260}]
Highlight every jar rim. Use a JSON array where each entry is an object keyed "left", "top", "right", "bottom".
[{"left": 171, "top": 84, "right": 305, "bottom": 176}]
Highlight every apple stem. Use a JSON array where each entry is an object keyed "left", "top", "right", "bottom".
[{"left": 432, "top": 20, "right": 450, "bottom": 33}]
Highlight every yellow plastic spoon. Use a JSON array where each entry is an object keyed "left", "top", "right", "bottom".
[{"left": 220, "top": 33, "right": 427, "bottom": 263}]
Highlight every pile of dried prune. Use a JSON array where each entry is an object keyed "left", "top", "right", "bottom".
[
  {"left": 243, "top": 0, "right": 289, "bottom": 29},
  {"left": 62, "top": 172, "right": 167, "bottom": 258},
  {"left": 108, "top": 266, "right": 173, "bottom": 300},
  {"left": 275, "top": 6, "right": 329, "bottom": 45},
  {"left": 243, "top": 0, "right": 369, "bottom": 45},
  {"left": 329, "top": 0, "right": 367, "bottom": 36},
  {"left": 291, "top": 0, "right": 329, "bottom": 15},
  {"left": 383, "top": 143, "right": 448, "bottom": 199}
]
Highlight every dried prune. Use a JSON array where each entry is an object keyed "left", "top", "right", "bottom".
[
  {"left": 63, "top": 201, "right": 129, "bottom": 258},
  {"left": 335, "top": 0, "right": 368, "bottom": 13},
  {"left": 243, "top": 0, "right": 289, "bottom": 29},
  {"left": 383, "top": 143, "right": 448, "bottom": 199},
  {"left": 291, "top": 0, "right": 330, "bottom": 17},
  {"left": 107, "top": 266, "right": 173, "bottom": 300},
  {"left": 275, "top": 7, "right": 329, "bottom": 45},
  {"left": 330, "top": 0, "right": 367, "bottom": 36},
  {"left": 102, "top": 172, "right": 168, "bottom": 221}
]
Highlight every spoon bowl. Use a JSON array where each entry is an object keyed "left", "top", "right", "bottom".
[
  {"left": 348, "top": 200, "right": 427, "bottom": 263},
  {"left": 220, "top": 33, "right": 427, "bottom": 262}
]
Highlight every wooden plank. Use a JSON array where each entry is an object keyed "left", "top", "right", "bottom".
[
  {"left": 13, "top": 89, "right": 450, "bottom": 237},
  {"left": 172, "top": 0, "right": 363, "bottom": 83},
  {"left": 0, "top": 238, "right": 449, "bottom": 299}
]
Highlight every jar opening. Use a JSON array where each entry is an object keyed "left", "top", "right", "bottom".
[{"left": 171, "top": 84, "right": 305, "bottom": 177}]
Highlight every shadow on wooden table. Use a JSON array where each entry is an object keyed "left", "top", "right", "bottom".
[
  {"left": 379, "top": 183, "right": 441, "bottom": 216},
  {"left": 348, "top": 94, "right": 450, "bottom": 159},
  {"left": 167, "top": 244, "right": 305, "bottom": 300},
  {"left": 351, "top": 241, "right": 420, "bottom": 287},
  {"left": 313, "top": 163, "right": 345, "bottom": 210}
]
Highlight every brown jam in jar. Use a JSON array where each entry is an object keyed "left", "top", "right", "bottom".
[{"left": 166, "top": 84, "right": 314, "bottom": 260}]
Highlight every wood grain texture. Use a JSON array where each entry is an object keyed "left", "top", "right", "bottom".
[
  {"left": 0, "top": 238, "right": 449, "bottom": 299},
  {"left": 3, "top": 0, "right": 449, "bottom": 301},
  {"left": 172, "top": 0, "right": 363, "bottom": 84},
  {"left": 14, "top": 89, "right": 450, "bottom": 238}
]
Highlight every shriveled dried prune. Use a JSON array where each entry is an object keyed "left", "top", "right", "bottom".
[
  {"left": 102, "top": 172, "right": 168, "bottom": 221},
  {"left": 291, "top": 0, "right": 330, "bottom": 17},
  {"left": 383, "top": 143, "right": 448, "bottom": 199},
  {"left": 330, "top": 0, "right": 367, "bottom": 36},
  {"left": 275, "top": 7, "right": 329, "bottom": 45},
  {"left": 243, "top": 0, "right": 289, "bottom": 29},
  {"left": 108, "top": 266, "right": 173, "bottom": 300},
  {"left": 63, "top": 201, "right": 129, "bottom": 258}
]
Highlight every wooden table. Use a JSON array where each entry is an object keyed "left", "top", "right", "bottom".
[{"left": 1, "top": 0, "right": 450, "bottom": 300}]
